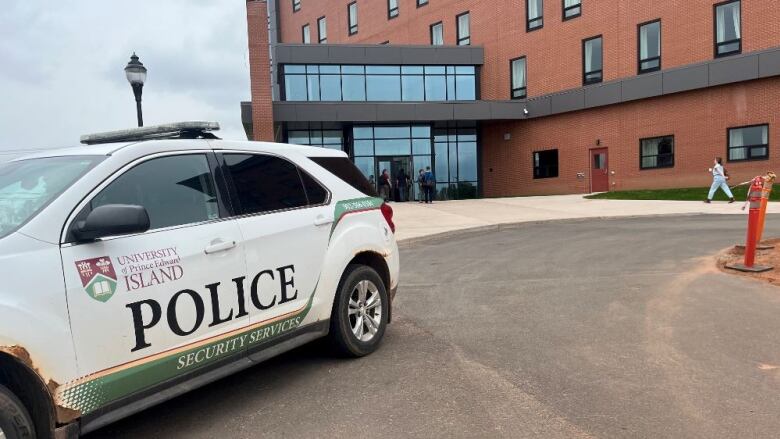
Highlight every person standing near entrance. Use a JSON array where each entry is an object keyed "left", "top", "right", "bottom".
[
  {"left": 417, "top": 169, "right": 425, "bottom": 203},
  {"left": 423, "top": 166, "right": 435, "bottom": 204},
  {"left": 379, "top": 169, "right": 392, "bottom": 201},
  {"left": 705, "top": 157, "right": 735, "bottom": 203},
  {"left": 397, "top": 169, "right": 408, "bottom": 202}
]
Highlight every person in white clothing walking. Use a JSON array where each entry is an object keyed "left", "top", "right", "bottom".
[{"left": 705, "top": 157, "right": 735, "bottom": 203}]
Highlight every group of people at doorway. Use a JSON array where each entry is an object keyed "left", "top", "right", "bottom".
[{"left": 375, "top": 167, "right": 436, "bottom": 203}]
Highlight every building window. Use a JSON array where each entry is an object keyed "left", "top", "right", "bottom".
[
  {"left": 638, "top": 20, "right": 661, "bottom": 74},
  {"left": 388, "top": 0, "right": 399, "bottom": 19},
  {"left": 317, "top": 17, "right": 327, "bottom": 43},
  {"left": 302, "top": 24, "right": 310, "bottom": 44},
  {"left": 728, "top": 124, "right": 768, "bottom": 161},
  {"left": 456, "top": 12, "right": 470, "bottom": 46},
  {"left": 715, "top": 0, "right": 741, "bottom": 57},
  {"left": 430, "top": 22, "right": 444, "bottom": 45},
  {"left": 417, "top": 0, "right": 429, "bottom": 7},
  {"left": 527, "top": 0, "right": 543, "bottom": 31},
  {"left": 640, "top": 135, "right": 674, "bottom": 169},
  {"left": 563, "top": 0, "right": 581, "bottom": 20},
  {"left": 510, "top": 57, "right": 527, "bottom": 99},
  {"left": 282, "top": 64, "right": 477, "bottom": 102},
  {"left": 582, "top": 35, "right": 602, "bottom": 85},
  {"left": 292, "top": 0, "right": 301, "bottom": 12},
  {"left": 286, "top": 122, "right": 344, "bottom": 151},
  {"left": 533, "top": 150, "right": 559, "bottom": 179},
  {"left": 348, "top": 2, "right": 358, "bottom": 35}
]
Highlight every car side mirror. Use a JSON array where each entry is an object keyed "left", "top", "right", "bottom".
[{"left": 73, "top": 204, "right": 150, "bottom": 242}]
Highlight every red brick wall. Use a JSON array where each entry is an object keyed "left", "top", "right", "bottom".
[
  {"left": 482, "top": 78, "right": 780, "bottom": 197},
  {"left": 277, "top": 0, "right": 780, "bottom": 99},
  {"left": 247, "top": 0, "right": 275, "bottom": 141}
]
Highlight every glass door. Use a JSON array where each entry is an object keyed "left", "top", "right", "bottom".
[{"left": 376, "top": 156, "right": 412, "bottom": 202}]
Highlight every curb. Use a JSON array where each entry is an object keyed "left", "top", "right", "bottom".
[{"left": 395, "top": 212, "right": 744, "bottom": 248}]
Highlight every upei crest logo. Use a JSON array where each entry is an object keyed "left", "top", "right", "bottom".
[{"left": 75, "top": 257, "right": 118, "bottom": 302}]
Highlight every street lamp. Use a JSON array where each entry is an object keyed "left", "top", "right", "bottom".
[{"left": 124, "top": 52, "right": 147, "bottom": 127}]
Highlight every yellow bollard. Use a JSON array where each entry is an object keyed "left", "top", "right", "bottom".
[{"left": 755, "top": 172, "right": 776, "bottom": 249}]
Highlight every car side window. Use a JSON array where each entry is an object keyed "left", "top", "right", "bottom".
[
  {"left": 299, "top": 169, "right": 328, "bottom": 205},
  {"left": 89, "top": 154, "right": 219, "bottom": 230},
  {"left": 223, "top": 154, "right": 309, "bottom": 214}
]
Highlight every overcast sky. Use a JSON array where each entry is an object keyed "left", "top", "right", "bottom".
[{"left": 0, "top": 0, "right": 250, "bottom": 154}]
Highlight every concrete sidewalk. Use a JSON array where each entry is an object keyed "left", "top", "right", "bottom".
[{"left": 390, "top": 194, "right": 780, "bottom": 242}]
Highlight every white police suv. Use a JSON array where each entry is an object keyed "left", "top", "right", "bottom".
[{"left": 0, "top": 122, "right": 398, "bottom": 438}]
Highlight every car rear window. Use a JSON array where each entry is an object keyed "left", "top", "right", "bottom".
[{"left": 310, "top": 157, "right": 378, "bottom": 197}]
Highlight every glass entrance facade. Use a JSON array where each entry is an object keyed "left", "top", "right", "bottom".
[{"left": 284, "top": 121, "right": 479, "bottom": 200}]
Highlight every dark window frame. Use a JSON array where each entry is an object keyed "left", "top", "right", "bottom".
[
  {"left": 533, "top": 149, "right": 559, "bottom": 179},
  {"left": 727, "top": 123, "right": 769, "bottom": 162},
  {"left": 430, "top": 21, "right": 444, "bottom": 45},
  {"left": 388, "top": 0, "right": 399, "bottom": 19},
  {"left": 562, "top": 0, "right": 581, "bottom": 21},
  {"left": 526, "top": 0, "right": 544, "bottom": 32},
  {"left": 714, "top": 0, "right": 742, "bottom": 58},
  {"left": 292, "top": 0, "right": 301, "bottom": 12},
  {"left": 301, "top": 23, "right": 310, "bottom": 44},
  {"left": 582, "top": 35, "right": 603, "bottom": 85},
  {"left": 348, "top": 1, "right": 358, "bottom": 35},
  {"left": 639, "top": 135, "right": 675, "bottom": 170},
  {"left": 637, "top": 19, "right": 662, "bottom": 74},
  {"left": 510, "top": 56, "right": 527, "bottom": 99},
  {"left": 417, "top": 0, "right": 429, "bottom": 8},
  {"left": 317, "top": 16, "right": 327, "bottom": 43},
  {"left": 456, "top": 11, "right": 471, "bottom": 46}
]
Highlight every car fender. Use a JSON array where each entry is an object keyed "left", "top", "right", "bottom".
[
  {"left": 0, "top": 233, "right": 79, "bottom": 395},
  {"left": 310, "top": 211, "right": 394, "bottom": 322}
]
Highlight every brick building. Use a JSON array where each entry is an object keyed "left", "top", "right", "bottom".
[{"left": 243, "top": 0, "right": 780, "bottom": 199}]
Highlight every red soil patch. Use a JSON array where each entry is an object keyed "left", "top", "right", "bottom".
[{"left": 717, "top": 238, "right": 780, "bottom": 286}]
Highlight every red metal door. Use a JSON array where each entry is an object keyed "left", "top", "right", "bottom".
[{"left": 590, "top": 148, "right": 609, "bottom": 192}]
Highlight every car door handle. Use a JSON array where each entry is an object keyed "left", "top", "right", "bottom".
[
  {"left": 314, "top": 215, "right": 334, "bottom": 226},
  {"left": 204, "top": 240, "right": 236, "bottom": 255}
]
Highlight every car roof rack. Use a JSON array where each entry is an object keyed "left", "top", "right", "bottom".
[{"left": 80, "top": 121, "right": 221, "bottom": 145}]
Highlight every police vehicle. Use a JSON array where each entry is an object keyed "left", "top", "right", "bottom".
[{"left": 0, "top": 122, "right": 399, "bottom": 438}]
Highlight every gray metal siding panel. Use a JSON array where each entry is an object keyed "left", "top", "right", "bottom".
[
  {"left": 328, "top": 45, "right": 366, "bottom": 62},
  {"left": 362, "top": 46, "right": 403, "bottom": 64},
  {"left": 584, "top": 82, "right": 622, "bottom": 108},
  {"left": 550, "top": 89, "right": 585, "bottom": 114},
  {"left": 337, "top": 104, "right": 378, "bottom": 122},
  {"left": 289, "top": 45, "right": 331, "bottom": 64},
  {"left": 708, "top": 54, "right": 759, "bottom": 86},
  {"left": 525, "top": 96, "right": 551, "bottom": 117},
  {"left": 273, "top": 103, "right": 298, "bottom": 121},
  {"left": 759, "top": 49, "right": 780, "bottom": 78},
  {"left": 621, "top": 73, "right": 662, "bottom": 102},
  {"left": 490, "top": 101, "right": 524, "bottom": 119},
  {"left": 453, "top": 102, "right": 492, "bottom": 120},
  {"left": 376, "top": 104, "right": 418, "bottom": 121},
  {"left": 414, "top": 103, "right": 455, "bottom": 120},
  {"left": 401, "top": 47, "right": 437, "bottom": 64},
  {"left": 662, "top": 64, "right": 708, "bottom": 94}
]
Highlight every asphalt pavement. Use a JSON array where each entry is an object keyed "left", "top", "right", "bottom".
[{"left": 86, "top": 215, "right": 780, "bottom": 438}]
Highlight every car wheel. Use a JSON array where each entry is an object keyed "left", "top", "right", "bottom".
[
  {"left": 329, "top": 264, "right": 389, "bottom": 357},
  {"left": 0, "top": 384, "right": 35, "bottom": 439}
]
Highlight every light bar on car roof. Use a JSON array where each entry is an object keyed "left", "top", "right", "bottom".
[{"left": 80, "top": 121, "right": 220, "bottom": 145}]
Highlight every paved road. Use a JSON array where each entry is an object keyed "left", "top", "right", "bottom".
[{"left": 87, "top": 215, "right": 780, "bottom": 438}]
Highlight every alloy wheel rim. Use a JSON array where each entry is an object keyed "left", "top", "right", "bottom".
[{"left": 348, "top": 280, "right": 382, "bottom": 342}]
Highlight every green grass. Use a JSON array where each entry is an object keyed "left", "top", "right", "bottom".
[{"left": 585, "top": 185, "right": 780, "bottom": 202}]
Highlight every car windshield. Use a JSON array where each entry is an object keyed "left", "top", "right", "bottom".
[{"left": 0, "top": 155, "right": 100, "bottom": 238}]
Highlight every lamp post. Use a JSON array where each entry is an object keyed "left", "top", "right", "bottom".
[{"left": 124, "top": 52, "right": 147, "bottom": 127}]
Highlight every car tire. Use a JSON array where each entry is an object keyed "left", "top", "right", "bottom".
[
  {"left": 329, "top": 264, "right": 389, "bottom": 357},
  {"left": 0, "top": 384, "right": 35, "bottom": 439}
]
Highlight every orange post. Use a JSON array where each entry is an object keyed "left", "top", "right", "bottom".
[
  {"left": 755, "top": 172, "right": 776, "bottom": 247},
  {"left": 726, "top": 176, "right": 773, "bottom": 273}
]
